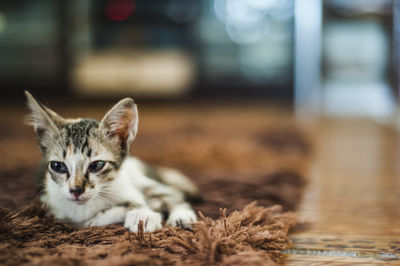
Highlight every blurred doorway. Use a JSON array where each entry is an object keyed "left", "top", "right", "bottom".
[{"left": 295, "top": 0, "right": 397, "bottom": 120}]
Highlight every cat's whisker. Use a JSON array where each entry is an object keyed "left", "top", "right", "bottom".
[
  {"left": 98, "top": 189, "right": 122, "bottom": 203},
  {"left": 97, "top": 195, "right": 114, "bottom": 207},
  {"left": 98, "top": 188, "right": 119, "bottom": 197}
]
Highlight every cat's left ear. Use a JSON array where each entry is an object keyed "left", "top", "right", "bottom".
[
  {"left": 25, "top": 91, "right": 66, "bottom": 137},
  {"left": 99, "top": 98, "right": 138, "bottom": 151}
]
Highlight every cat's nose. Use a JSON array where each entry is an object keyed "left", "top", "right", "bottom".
[{"left": 70, "top": 186, "right": 84, "bottom": 198}]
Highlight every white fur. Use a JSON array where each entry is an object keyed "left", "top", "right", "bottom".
[
  {"left": 167, "top": 203, "right": 197, "bottom": 228},
  {"left": 42, "top": 157, "right": 196, "bottom": 232},
  {"left": 157, "top": 168, "right": 199, "bottom": 198},
  {"left": 124, "top": 208, "right": 162, "bottom": 233},
  {"left": 84, "top": 206, "right": 127, "bottom": 227}
]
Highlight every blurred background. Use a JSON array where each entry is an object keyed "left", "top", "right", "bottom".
[{"left": 0, "top": 0, "right": 398, "bottom": 120}]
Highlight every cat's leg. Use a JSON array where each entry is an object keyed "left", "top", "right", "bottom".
[
  {"left": 166, "top": 202, "right": 197, "bottom": 228},
  {"left": 84, "top": 206, "right": 128, "bottom": 227},
  {"left": 106, "top": 180, "right": 163, "bottom": 232},
  {"left": 144, "top": 185, "right": 197, "bottom": 229},
  {"left": 84, "top": 203, "right": 162, "bottom": 233},
  {"left": 124, "top": 207, "right": 162, "bottom": 233}
]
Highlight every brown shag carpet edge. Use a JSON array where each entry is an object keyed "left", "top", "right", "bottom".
[{"left": 0, "top": 201, "right": 296, "bottom": 266}]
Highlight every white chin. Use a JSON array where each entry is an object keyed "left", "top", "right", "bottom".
[{"left": 69, "top": 197, "right": 89, "bottom": 205}]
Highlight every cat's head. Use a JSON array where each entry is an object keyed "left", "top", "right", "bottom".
[{"left": 25, "top": 91, "right": 138, "bottom": 205}]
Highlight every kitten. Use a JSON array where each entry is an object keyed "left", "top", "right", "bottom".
[{"left": 25, "top": 91, "right": 198, "bottom": 232}]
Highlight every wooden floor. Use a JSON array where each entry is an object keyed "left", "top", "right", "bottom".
[{"left": 286, "top": 118, "right": 400, "bottom": 265}]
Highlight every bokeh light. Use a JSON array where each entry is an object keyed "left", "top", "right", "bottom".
[
  {"left": 212, "top": 0, "right": 293, "bottom": 44},
  {"left": 106, "top": 0, "right": 135, "bottom": 21}
]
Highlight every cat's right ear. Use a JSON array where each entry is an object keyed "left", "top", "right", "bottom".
[
  {"left": 99, "top": 97, "right": 138, "bottom": 152},
  {"left": 25, "top": 91, "right": 65, "bottom": 139}
]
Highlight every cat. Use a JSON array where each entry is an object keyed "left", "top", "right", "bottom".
[{"left": 25, "top": 91, "right": 199, "bottom": 232}]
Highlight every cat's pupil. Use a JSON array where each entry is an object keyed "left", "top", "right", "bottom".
[
  {"left": 88, "top": 161, "right": 106, "bottom": 173},
  {"left": 50, "top": 161, "right": 68, "bottom": 174}
]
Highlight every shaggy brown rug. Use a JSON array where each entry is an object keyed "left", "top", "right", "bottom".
[{"left": 0, "top": 103, "right": 309, "bottom": 265}]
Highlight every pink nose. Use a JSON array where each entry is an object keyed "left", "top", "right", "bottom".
[{"left": 70, "top": 187, "right": 84, "bottom": 199}]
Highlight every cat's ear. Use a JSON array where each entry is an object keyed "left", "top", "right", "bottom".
[
  {"left": 99, "top": 98, "right": 138, "bottom": 151},
  {"left": 25, "top": 91, "right": 65, "bottom": 138},
  {"left": 41, "top": 105, "right": 66, "bottom": 128}
]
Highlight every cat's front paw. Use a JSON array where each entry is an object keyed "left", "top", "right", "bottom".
[
  {"left": 166, "top": 208, "right": 197, "bottom": 229},
  {"left": 124, "top": 208, "right": 162, "bottom": 233}
]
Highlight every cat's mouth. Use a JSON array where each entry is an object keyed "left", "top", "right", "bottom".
[{"left": 70, "top": 196, "right": 89, "bottom": 205}]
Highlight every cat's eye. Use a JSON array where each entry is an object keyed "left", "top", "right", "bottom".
[
  {"left": 49, "top": 161, "right": 68, "bottom": 174},
  {"left": 88, "top": 161, "right": 106, "bottom": 173}
]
